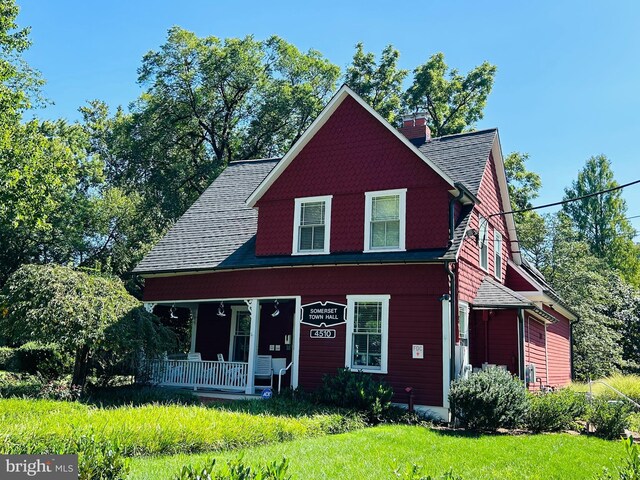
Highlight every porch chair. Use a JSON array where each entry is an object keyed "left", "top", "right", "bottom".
[
  {"left": 217, "top": 353, "right": 225, "bottom": 362},
  {"left": 187, "top": 352, "right": 202, "bottom": 361},
  {"left": 254, "top": 355, "right": 273, "bottom": 389}
]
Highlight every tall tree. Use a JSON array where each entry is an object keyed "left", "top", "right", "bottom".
[
  {"left": 563, "top": 155, "right": 640, "bottom": 286},
  {"left": 0, "top": 0, "right": 43, "bottom": 122},
  {"left": 112, "top": 28, "right": 340, "bottom": 223},
  {"left": 540, "top": 214, "right": 625, "bottom": 379},
  {"left": 503, "top": 151, "right": 547, "bottom": 266},
  {"left": 344, "top": 43, "right": 408, "bottom": 123},
  {"left": 404, "top": 53, "right": 496, "bottom": 137},
  {"left": 0, "top": 264, "right": 175, "bottom": 387}
]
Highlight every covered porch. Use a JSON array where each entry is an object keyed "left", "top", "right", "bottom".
[{"left": 144, "top": 297, "right": 300, "bottom": 395}]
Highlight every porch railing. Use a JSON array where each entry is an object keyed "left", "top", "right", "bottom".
[{"left": 149, "top": 359, "right": 249, "bottom": 391}]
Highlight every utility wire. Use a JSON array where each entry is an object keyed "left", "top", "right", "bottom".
[{"left": 487, "top": 178, "right": 640, "bottom": 219}]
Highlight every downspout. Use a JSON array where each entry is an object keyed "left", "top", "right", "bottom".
[
  {"left": 445, "top": 261, "right": 456, "bottom": 387},
  {"left": 517, "top": 308, "right": 525, "bottom": 382}
]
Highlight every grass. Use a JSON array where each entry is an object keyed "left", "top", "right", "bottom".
[
  {"left": 130, "top": 425, "right": 626, "bottom": 479},
  {"left": 569, "top": 374, "right": 640, "bottom": 404},
  {"left": 0, "top": 398, "right": 365, "bottom": 456}
]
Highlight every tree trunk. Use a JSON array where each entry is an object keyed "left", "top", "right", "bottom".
[{"left": 71, "top": 345, "right": 90, "bottom": 389}]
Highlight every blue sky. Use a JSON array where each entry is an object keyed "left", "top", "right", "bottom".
[{"left": 15, "top": 0, "right": 640, "bottom": 232}]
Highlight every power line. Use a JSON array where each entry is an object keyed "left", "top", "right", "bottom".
[{"left": 487, "top": 178, "right": 640, "bottom": 219}]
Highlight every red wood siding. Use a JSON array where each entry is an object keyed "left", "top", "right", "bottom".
[
  {"left": 524, "top": 316, "right": 547, "bottom": 389},
  {"left": 469, "top": 309, "right": 518, "bottom": 374},
  {"left": 545, "top": 306, "right": 572, "bottom": 387},
  {"left": 144, "top": 264, "right": 449, "bottom": 407},
  {"left": 505, "top": 266, "right": 538, "bottom": 292},
  {"left": 255, "top": 96, "right": 452, "bottom": 256},
  {"left": 458, "top": 153, "right": 511, "bottom": 303}
]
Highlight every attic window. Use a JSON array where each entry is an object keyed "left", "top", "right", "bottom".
[
  {"left": 293, "top": 196, "right": 332, "bottom": 255},
  {"left": 478, "top": 215, "right": 488, "bottom": 271},
  {"left": 364, "top": 189, "right": 407, "bottom": 252}
]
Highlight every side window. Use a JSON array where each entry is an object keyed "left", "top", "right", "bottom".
[
  {"left": 364, "top": 189, "right": 407, "bottom": 252},
  {"left": 478, "top": 215, "right": 488, "bottom": 271},
  {"left": 494, "top": 230, "right": 503, "bottom": 280},
  {"left": 292, "top": 196, "right": 332, "bottom": 254},
  {"left": 345, "top": 295, "right": 390, "bottom": 373}
]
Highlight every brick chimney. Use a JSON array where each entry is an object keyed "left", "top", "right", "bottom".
[{"left": 399, "top": 113, "right": 431, "bottom": 142}]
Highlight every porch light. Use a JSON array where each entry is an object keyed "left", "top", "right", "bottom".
[
  {"left": 217, "top": 301, "right": 226, "bottom": 317},
  {"left": 272, "top": 300, "right": 280, "bottom": 317},
  {"left": 169, "top": 305, "right": 178, "bottom": 319}
]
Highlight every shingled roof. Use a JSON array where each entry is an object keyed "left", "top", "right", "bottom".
[
  {"left": 473, "top": 276, "right": 533, "bottom": 308},
  {"left": 473, "top": 276, "right": 559, "bottom": 323},
  {"left": 134, "top": 129, "right": 496, "bottom": 275},
  {"left": 415, "top": 128, "right": 497, "bottom": 196},
  {"left": 134, "top": 159, "right": 279, "bottom": 274}
]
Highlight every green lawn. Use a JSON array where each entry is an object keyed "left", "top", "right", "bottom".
[
  {"left": 131, "top": 425, "right": 624, "bottom": 479},
  {"left": 0, "top": 398, "right": 363, "bottom": 456}
]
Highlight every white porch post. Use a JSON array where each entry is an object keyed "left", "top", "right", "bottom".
[
  {"left": 245, "top": 299, "right": 259, "bottom": 394},
  {"left": 291, "top": 296, "right": 301, "bottom": 389},
  {"left": 189, "top": 304, "right": 199, "bottom": 353},
  {"left": 441, "top": 296, "right": 451, "bottom": 410}
]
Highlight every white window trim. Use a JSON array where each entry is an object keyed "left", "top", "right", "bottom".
[
  {"left": 494, "top": 230, "right": 503, "bottom": 280},
  {"left": 292, "top": 195, "right": 332, "bottom": 255},
  {"left": 363, "top": 189, "right": 407, "bottom": 253},
  {"left": 345, "top": 294, "right": 390, "bottom": 374},
  {"left": 228, "top": 306, "right": 250, "bottom": 362},
  {"left": 478, "top": 215, "right": 489, "bottom": 272}
]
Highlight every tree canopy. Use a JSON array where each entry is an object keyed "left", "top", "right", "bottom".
[
  {"left": 404, "top": 53, "right": 496, "bottom": 136},
  {"left": 0, "top": 264, "right": 175, "bottom": 387}
]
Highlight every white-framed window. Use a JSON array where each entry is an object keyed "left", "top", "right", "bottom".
[
  {"left": 292, "top": 195, "right": 332, "bottom": 255},
  {"left": 478, "top": 215, "right": 488, "bottom": 271},
  {"left": 229, "top": 306, "right": 251, "bottom": 362},
  {"left": 494, "top": 230, "right": 503, "bottom": 280},
  {"left": 345, "top": 294, "right": 390, "bottom": 373},
  {"left": 364, "top": 189, "right": 407, "bottom": 252}
]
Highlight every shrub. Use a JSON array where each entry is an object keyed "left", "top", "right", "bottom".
[
  {"left": 12, "top": 342, "right": 70, "bottom": 379},
  {"left": 75, "top": 435, "right": 130, "bottom": 480},
  {"left": 596, "top": 438, "right": 640, "bottom": 480},
  {"left": 39, "top": 379, "right": 82, "bottom": 401},
  {"left": 630, "top": 413, "right": 640, "bottom": 433},
  {"left": 527, "top": 389, "right": 588, "bottom": 432},
  {"left": 0, "top": 346, "right": 14, "bottom": 369},
  {"left": 174, "top": 457, "right": 290, "bottom": 480},
  {"left": 0, "top": 371, "right": 43, "bottom": 397},
  {"left": 589, "top": 399, "right": 632, "bottom": 440},
  {"left": 315, "top": 368, "right": 393, "bottom": 423},
  {"left": 449, "top": 367, "right": 529, "bottom": 431},
  {"left": 3, "top": 432, "right": 129, "bottom": 480}
]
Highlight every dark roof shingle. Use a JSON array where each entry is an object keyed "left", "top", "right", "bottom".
[{"left": 133, "top": 159, "right": 279, "bottom": 274}]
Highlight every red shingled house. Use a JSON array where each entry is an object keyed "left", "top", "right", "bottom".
[{"left": 134, "top": 85, "right": 577, "bottom": 420}]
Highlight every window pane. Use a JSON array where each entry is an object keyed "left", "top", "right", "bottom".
[
  {"left": 355, "top": 302, "right": 381, "bottom": 333},
  {"left": 371, "top": 222, "right": 386, "bottom": 248},
  {"left": 312, "top": 225, "right": 325, "bottom": 250},
  {"left": 301, "top": 202, "right": 324, "bottom": 226},
  {"left": 299, "top": 226, "right": 313, "bottom": 250},
  {"left": 386, "top": 220, "right": 400, "bottom": 246},
  {"left": 368, "top": 334, "right": 382, "bottom": 354},
  {"left": 236, "top": 312, "right": 251, "bottom": 334},
  {"left": 372, "top": 195, "right": 399, "bottom": 221}
]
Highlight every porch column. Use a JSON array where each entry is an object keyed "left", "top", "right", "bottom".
[
  {"left": 189, "top": 304, "right": 199, "bottom": 353},
  {"left": 245, "top": 299, "right": 259, "bottom": 394}
]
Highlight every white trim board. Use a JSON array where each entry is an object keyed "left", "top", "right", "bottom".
[{"left": 245, "top": 85, "right": 455, "bottom": 208}]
